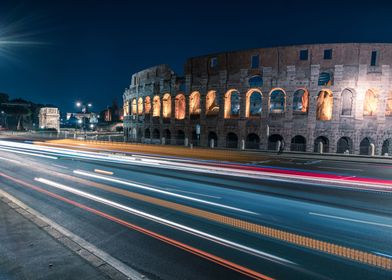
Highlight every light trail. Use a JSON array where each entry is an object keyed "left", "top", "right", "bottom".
[{"left": 309, "top": 212, "right": 392, "bottom": 229}]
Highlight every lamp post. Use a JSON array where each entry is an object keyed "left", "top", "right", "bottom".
[{"left": 75, "top": 101, "right": 92, "bottom": 139}]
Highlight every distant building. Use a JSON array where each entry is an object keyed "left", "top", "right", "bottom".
[{"left": 39, "top": 107, "right": 60, "bottom": 131}]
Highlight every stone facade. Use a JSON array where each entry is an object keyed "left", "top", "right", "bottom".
[
  {"left": 123, "top": 43, "right": 392, "bottom": 156},
  {"left": 39, "top": 107, "right": 60, "bottom": 131}
]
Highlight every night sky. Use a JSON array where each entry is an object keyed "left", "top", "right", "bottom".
[{"left": 0, "top": 1, "right": 391, "bottom": 113}]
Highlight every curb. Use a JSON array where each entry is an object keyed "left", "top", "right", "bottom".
[{"left": 0, "top": 189, "right": 147, "bottom": 280}]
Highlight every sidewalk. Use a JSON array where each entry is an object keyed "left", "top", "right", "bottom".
[{"left": 0, "top": 195, "right": 109, "bottom": 280}]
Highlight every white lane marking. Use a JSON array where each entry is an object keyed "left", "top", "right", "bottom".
[
  {"left": 0, "top": 147, "right": 58, "bottom": 159},
  {"left": 0, "top": 156, "right": 24, "bottom": 165},
  {"left": 34, "top": 177, "right": 294, "bottom": 265},
  {"left": 0, "top": 189, "right": 146, "bottom": 280},
  {"left": 373, "top": 251, "right": 392, "bottom": 258},
  {"left": 73, "top": 170, "right": 257, "bottom": 215},
  {"left": 165, "top": 188, "right": 221, "bottom": 199},
  {"left": 94, "top": 169, "right": 114, "bottom": 175},
  {"left": 52, "top": 164, "right": 69, "bottom": 170},
  {"left": 318, "top": 166, "right": 363, "bottom": 172},
  {"left": 309, "top": 212, "right": 392, "bottom": 228}
]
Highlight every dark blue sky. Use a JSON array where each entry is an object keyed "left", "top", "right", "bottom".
[{"left": 0, "top": 1, "right": 391, "bottom": 112}]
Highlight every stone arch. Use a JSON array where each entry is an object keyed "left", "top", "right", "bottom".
[
  {"left": 175, "top": 94, "right": 186, "bottom": 120},
  {"left": 137, "top": 97, "right": 143, "bottom": 115},
  {"left": 162, "top": 93, "right": 171, "bottom": 118},
  {"left": 341, "top": 88, "right": 354, "bottom": 116},
  {"left": 176, "top": 130, "right": 185, "bottom": 145},
  {"left": 382, "top": 139, "right": 391, "bottom": 155},
  {"left": 144, "top": 96, "right": 151, "bottom": 114},
  {"left": 268, "top": 134, "right": 284, "bottom": 151},
  {"left": 131, "top": 98, "right": 137, "bottom": 115},
  {"left": 206, "top": 90, "right": 219, "bottom": 116},
  {"left": 248, "top": 75, "right": 263, "bottom": 88},
  {"left": 245, "top": 133, "right": 260, "bottom": 149},
  {"left": 314, "top": 136, "right": 329, "bottom": 153},
  {"left": 123, "top": 101, "right": 130, "bottom": 116},
  {"left": 363, "top": 89, "right": 378, "bottom": 116},
  {"left": 290, "top": 135, "right": 306, "bottom": 152},
  {"left": 163, "top": 129, "right": 171, "bottom": 144},
  {"left": 245, "top": 89, "right": 262, "bottom": 117},
  {"left": 208, "top": 131, "right": 218, "bottom": 147},
  {"left": 152, "top": 128, "right": 160, "bottom": 139},
  {"left": 144, "top": 128, "right": 150, "bottom": 139},
  {"left": 359, "top": 137, "right": 374, "bottom": 155},
  {"left": 153, "top": 96, "right": 160, "bottom": 117},
  {"left": 226, "top": 132, "right": 238, "bottom": 148},
  {"left": 316, "top": 90, "right": 333, "bottom": 121},
  {"left": 269, "top": 88, "right": 285, "bottom": 113},
  {"left": 191, "top": 130, "right": 199, "bottom": 146},
  {"left": 224, "top": 89, "right": 240, "bottom": 118},
  {"left": 189, "top": 91, "right": 201, "bottom": 116},
  {"left": 293, "top": 88, "right": 309, "bottom": 113},
  {"left": 337, "top": 136, "right": 353, "bottom": 154}
]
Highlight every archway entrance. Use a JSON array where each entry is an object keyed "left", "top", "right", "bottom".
[
  {"left": 245, "top": 133, "right": 260, "bottom": 149},
  {"left": 314, "top": 136, "right": 329, "bottom": 153},
  {"left": 268, "top": 134, "right": 283, "bottom": 151},
  {"left": 226, "top": 133, "right": 238, "bottom": 148},
  {"left": 290, "top": 135, "right": 306, "bottom": 152}
]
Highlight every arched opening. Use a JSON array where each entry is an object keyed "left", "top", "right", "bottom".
[
  {"left": 314, "top": 136, "right": 329, "bottom": 153},
  {"left": 341, "top": 89, "right": 353, "bottom": 116},
  {"left": 206, "top": 90, "right": 219, "bottom": 116},
  {"left": 153, "top": 96, "right": 160, "bottom": 117},
  {"left": 290, "top": 135, "right": 306, "bottom": 152},
  {"left": 131, "top": 98, "right": 137, "bottom": 115},
  {"left": 316, "top": 90, "right": 333, "bottom": 121},
  {"left": 269, "top": 89, "right": 285, "bottom": 113},
  {"left": 293, "top": 89, "right": 309, "bottom": 113},
  {"left": 152, "top": 128, "right": 160, "bottom": 139},
  {"left": 144, "top": 96, "right": 151, "bottom": 115},
  {"left": 137, "top": 128, "right": 142, "bottom": 142},
  {"left": 163, "top": 129, "right": 171, "bottom": 145},
  {"left": 246, "top": 89, "right": 262, "bottom": 117},
  {"left": 189, "top": 91, "right": 201, "bottom": 116},
  {"left": 175, "top": 94, "right": 186, "bottom": 120},
  {"left": 248, "top": 76, "right": 263, "bottom": 88},
  {"left": 162, "top": 93, "right": 171, "bottom": 118},
  {"left": 208, "top": 131, "right": 218, "bottom": 148},
  {"left": 363, "top": 89, "right": 378, "bottom": 116},
  {"left": 268, "top": 134, "right": 284, "bottom": 151},
  {"left": 382, "top": 139, "right": 391, "bottom": 155},
  {"left": 123, "top": 101, "right": 130, "bottom": 116},
  {"left": 245, "top": 133, "right": 260, "bottom": 149},
  {"left": 226, "top": 132, "right": 238, "bottom": 148},
  {"left": 176, "top": 130, "right": 185, "bottom": 145},
  {"left": 386, "top": 91, "right": 392, "bottom": 116},
  {"left": 137, "top": 97, "right": 143, "bottom": 115},
  {"left": 337, "top": 137, "right": 352, "bottom": 154},
  {"left": 359, "top": 137, "right": 372, "bottom": 155},
  {"left": 224, "top": 89, "right": 240, "bottom": 118},
  {"left": 191, "top": 130, "right": 199, "bottom": 146},
  {"left": 318, "top": 72, "right": 333, "bottom": 86},
  {"left": 144, "top": 128, "right": 150, "bottom": 139}
]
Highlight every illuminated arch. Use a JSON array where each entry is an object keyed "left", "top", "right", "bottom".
[
  {"left": 189, "top": 91, "right": 201, "bottom": 116},
  {"left": 153, "top": 95, "right": 161, "bottom": 117},
  {"left": 131, "top": 98, "right": 137, "bottom": 115},
  {"left": 269, "top": 88, "right": 285, "bottom": 113},
  {"left": 144, "top": 96, "right": 151, "bottom": 114},
  {"left": 316, "top": 90, "right": 333, "bottom": 121},
  {"left": 293, "top": 88, "right": 309, "bottom": 113},
  {"left": 245, "top": 89, "right": 262, "bottom": 117},
  {"left": 363, "top": 89, "right": 378, "bottom": 116},
  {"left": 224, "top": 89, "right": 240, "bottom": 118},
  {"left": 386, "top": 91, "right": 392, "bottom": 116},
  {"left": 162, "top": 93, "right": 171, "bottom": 118},
  {"left": 341, "top": 89, "right": 354, "bottom": 116},
  {"left": 123, "top": 101, "right": 130, "bottom": 116},
  {"left": 206, "top": 90, "right": 219, "bottom": 116},
  {"left": 175, "top": 94, "right": 186, "bottom": 120},
  {"left": 137, "top": 97, "right": 143, "bottom": 115}
]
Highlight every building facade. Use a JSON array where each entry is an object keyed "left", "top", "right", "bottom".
[
  {"left": 39, "top": 107, "right": 60, "bottom": 131},
  {"left": 123, "top": 43, "right": 392, "bottom": 156}
]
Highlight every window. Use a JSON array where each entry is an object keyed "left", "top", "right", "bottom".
[
  {"left": 324, "top": 49, "right": 332, "bottom": 60},
  {"left": 300, "top": 49, "right": 308, "bottom": 60},
  {"left": 318, "top": 72, "right": 332, "bottom": 86},
  {"left": 251, "top": 55, "right": 259, "bottom": 69},
  {"left": 248, "top": 76, "right": 263, "bottom": 88},
  {"left": 371, "top": 51, "right": 378, "bottom": 66},
  {"left": 210, "top": 57, "right": 218, "bottom": 68}
]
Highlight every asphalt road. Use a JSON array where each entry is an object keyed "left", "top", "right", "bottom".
[{"left": 0, "top": 139, "right": 390, "bottom": 280}]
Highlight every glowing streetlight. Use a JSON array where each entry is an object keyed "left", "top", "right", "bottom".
[{"left": 76, "top": 102, "right": 81, "bottom": 107}]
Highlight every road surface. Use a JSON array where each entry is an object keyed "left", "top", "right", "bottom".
[{"left": 0, "top": 139, "right": 390, "bottom": 279}]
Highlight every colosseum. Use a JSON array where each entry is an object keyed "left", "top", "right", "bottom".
[{"left": 123, "top": 43, "right": 392, "bottom": 156}]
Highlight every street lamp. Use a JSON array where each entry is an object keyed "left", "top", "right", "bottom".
[{"left": 75, "top": 101, "right": 92, "bottom": 139}]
